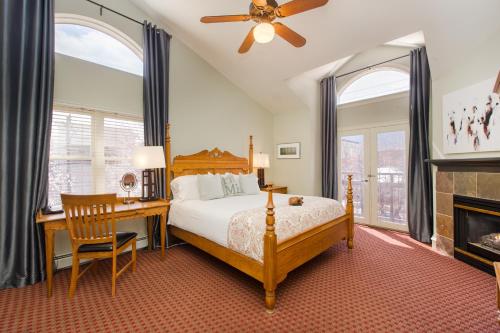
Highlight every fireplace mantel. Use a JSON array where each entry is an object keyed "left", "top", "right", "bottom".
[{"left": 427, "top": 158, "right": 500, "bottom": 173}]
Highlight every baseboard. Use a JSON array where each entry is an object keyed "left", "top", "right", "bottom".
[{"left": 54, "top": 236, "right": 149, "bottom": 270}]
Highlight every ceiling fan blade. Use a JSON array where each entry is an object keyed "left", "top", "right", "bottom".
[
  {"left": 273, "top": 22, "right": 306, "bottom": 47},
  {"left": 238, "top": 28, "right": 255, "bottom": 54},
  {"left": 200, "top": 15, "right": 251, "bottom": 23},
  {"left": 252, "top": 0, "right": 268, "bottom": 7},
  {"left": 275, "top": 0, "right": 329, "bottom": 17}
]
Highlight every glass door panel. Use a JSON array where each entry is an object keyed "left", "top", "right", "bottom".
[
  {"left": 339, "top": 132, "right": 369, "bottom": 224},
  {"left": 373, "top": 129, "right": 408, "bottom": 230}
]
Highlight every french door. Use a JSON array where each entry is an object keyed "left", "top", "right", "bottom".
[{"left": 339, "top": 123, "right": 409, "bottom": 232}]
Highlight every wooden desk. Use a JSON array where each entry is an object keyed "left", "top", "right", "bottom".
[{"left": 36, "top": 199, "right": 169, "bottom": 297}]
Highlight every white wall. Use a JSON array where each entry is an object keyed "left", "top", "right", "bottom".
[
  {"left": 429, "top": 30, "right": 500, "bottom": 248},
  {"left": 273, "top": 111, "right": 317, "bottom": 195},
  {"left": 168, "top": 37, "right": 273, "bottom": 160},
  {"left": 431, "top": 32, "right": 500, "bottom": 159},
  {"left": 53, "top": 0, "right": 274, "bottom": 267},
  {"left": 338, "top": 94, "right": 409, "bottom": 129},
  {"left": 273, "top": 72, "right": 323, "bottom": 196},
  {"left": 54, "top": 53, "right": 142, "bottom": 115}
]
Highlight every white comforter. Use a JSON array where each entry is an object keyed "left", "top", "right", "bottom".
[{"left": 168, "top": 192, "right": 346, "bottom": 255}]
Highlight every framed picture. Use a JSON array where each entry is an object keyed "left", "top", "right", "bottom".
[{"left": 277, "top": 142, "right": 301, "bottom": 159}]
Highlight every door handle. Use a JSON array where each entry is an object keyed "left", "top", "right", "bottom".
[{"left": 363, "top": 179, "right": 369, "bottom": 183}]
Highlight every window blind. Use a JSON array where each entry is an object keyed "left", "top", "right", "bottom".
[
  {"left": 48, "top": 108, "right": 144, "bottom": 208},
  {"left": 103, "top": 117, "right": 144, "bottom": 197}
]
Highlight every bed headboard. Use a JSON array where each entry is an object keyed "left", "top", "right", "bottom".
[{"left": 164, "top": 124, "right": 254, "bottom": 198}]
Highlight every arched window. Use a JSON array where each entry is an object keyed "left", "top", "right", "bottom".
[
  {"left": 55, "top": 14, "right": 143, "bottom": 76},
  {"left": 338, "top": 69, "right": 409, "bottom": 105}
]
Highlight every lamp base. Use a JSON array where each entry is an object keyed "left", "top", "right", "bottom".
[{"left": 257, "top": 168, "right": 265, "bottom": 188}]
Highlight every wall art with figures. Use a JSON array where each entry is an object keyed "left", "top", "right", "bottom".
[{"left": 443, "top": 73, "right": 500, "bottom": 153}]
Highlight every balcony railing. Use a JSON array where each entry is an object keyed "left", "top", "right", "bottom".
[{"left": 340, "top": 172, "right": 407, "bottom": 224}]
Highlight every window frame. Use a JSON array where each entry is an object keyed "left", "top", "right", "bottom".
[
  {"left": 49, "top": 104, "right": 144, "bottom": 207},
  {"left": 337, "top": 66, "right": 410, "bottom": 106}
]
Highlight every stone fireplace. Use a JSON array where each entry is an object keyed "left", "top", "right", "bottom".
[{"left": 431, "top": 158, "right": 500, "bottom": 274}]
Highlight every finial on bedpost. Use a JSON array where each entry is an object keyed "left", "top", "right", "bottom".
[
  {"left": 346, "top": 174, "right": 354, "bottom": 249},
  {"left": 165, "top": 123, "right": 171, "bottom": 199},
  {"left": 264, "top": 189, "right": 277, "bottom": 313},
  {"left": 249, "top": 135, "right": 254, "bottom": 174}
]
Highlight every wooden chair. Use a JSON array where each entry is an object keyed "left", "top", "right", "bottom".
[{"left": 61, "top": 193, "right": 137, "bottom": 298}]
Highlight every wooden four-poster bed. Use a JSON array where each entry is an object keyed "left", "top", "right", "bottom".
[{"left": 164, "top": 124, "right": 354, "bottom": 312}]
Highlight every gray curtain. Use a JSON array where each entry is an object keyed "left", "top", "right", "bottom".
[
  {"left": 408, "top": 47, "right": 433, "bottom": 243},
  {"left": 320, "top": 76, "right": 338, "bottom": 199},
  {"left": 143, "top": 22, "right": 171, "bottom": 248},
  {"left": 0, "top": 0, "right": 54, "bottom": 288}
]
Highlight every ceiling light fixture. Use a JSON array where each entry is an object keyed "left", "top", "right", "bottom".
[{"left": 253, "top": 22, "right": 275, "bottom": 44}]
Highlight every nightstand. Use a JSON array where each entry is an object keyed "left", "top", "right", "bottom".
[{"left": 261, "top": 185, "right": 288, "bottom": 194}]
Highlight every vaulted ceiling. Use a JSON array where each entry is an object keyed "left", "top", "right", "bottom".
[{"left": 132, "top": 0, "right": 500, "bottom": 114}]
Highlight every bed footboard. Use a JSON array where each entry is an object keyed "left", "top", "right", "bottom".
[{"left": 263, "top": 175, "right": 354, "bottom": 313}]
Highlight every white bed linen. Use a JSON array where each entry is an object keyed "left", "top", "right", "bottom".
[{"left": 168, "top": 192, "right": 344, "bottom": 248}]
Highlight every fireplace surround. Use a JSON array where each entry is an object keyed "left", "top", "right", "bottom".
[
  {"left": 453, "top": 195, "right": 500, "bottom": 275},
  {"left": 429, "top": 158, "right": 500, "bottom": 271}
]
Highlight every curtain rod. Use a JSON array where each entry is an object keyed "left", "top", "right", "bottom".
[
  {"left": 335, "top": 53, "right": 410, "bottom": 79},
  {"left": 84, "top": 0, "right": 144, "bottom": 26}
]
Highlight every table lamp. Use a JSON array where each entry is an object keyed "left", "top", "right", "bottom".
[
  {"left": 133, "top": 146, "right": 166, "bottom": 201},
  {"left": 253, "top": 152, "right": 270, "bottom": 188}
]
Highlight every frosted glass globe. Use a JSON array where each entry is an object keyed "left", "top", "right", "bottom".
[{"left": 253, "top": 23, "right": 275, "bottom": 44}]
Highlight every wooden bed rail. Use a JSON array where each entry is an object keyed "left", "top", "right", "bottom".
[{"left": 262, "top": 175, "right": 354, "bottom": 312}]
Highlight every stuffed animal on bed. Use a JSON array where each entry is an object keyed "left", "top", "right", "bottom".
[{"left": 288, "top": 196, "right": 304, "bottom": 206}]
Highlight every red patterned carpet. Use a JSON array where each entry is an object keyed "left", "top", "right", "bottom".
[{"left": 0, "top": 225, "right": 497, "bottom": 332}]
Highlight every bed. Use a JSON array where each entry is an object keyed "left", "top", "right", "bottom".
[{"left": 164, "top": 124, "right": 354, "bottom": 312}]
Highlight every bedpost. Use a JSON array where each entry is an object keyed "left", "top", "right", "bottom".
[
  {"left": 263, "top": 190, "right": 277, "bottom": 313},
  {"left": 346, "top": 174, "right": 354, "bottom": 249},
  {"left": 165, "top": 123, "right": 171, "bottom": 199},
  {"left": 249, "top": 135, "right": 254, "bottom": 174}
]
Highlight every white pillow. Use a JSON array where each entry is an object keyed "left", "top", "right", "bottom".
[
  {"left": 198, "top": 174, "right": 225, "bottom": 200},
  {"left": 239, "top": 173, "right": 261, "bottom": 195},
  {"left": 221, "top": 173, "right": 242, "bottom": 197},
  {"left": 171, "top": 175, "right": 200, "bottom": 201}
]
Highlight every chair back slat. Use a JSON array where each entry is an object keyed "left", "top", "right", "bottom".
[
  {"left": 103, "top": 204, "right": 110, "bottom": 236},
  {"left": 87, "top": 205, "right": 94, "bottom": 238},
  {"left": 76, "top": 206, "right": 84, "bottom": 238},
  {"left": 95, "top": 204, "right": 103, "bottom": 237},
  {"left": 61, "top": 194, "right": 117, "bottom": 246},
  {"left": 80, "top": 205, "right": 87, "bottom": 239}
]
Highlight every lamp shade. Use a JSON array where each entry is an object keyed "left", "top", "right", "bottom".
[
  {"left": 132, "top": 146, "right": 166, "bottom": 169},
  {"left": 254, "top": 153, "right": 270, "bottom": 168}
]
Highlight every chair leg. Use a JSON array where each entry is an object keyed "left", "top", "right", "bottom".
[
  {"left": 132, "top": 239, "right": 137, "bottom": 272},
  {"left": 69, "top": 254, "right": 79, "bottom": 298},
  {"left": 112, "top": 252, "right": 117, "bottom": 297}
]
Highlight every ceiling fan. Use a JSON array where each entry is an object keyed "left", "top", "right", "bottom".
[{"left": 200, "top": 0, "right": 329, "bottom": 54}]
